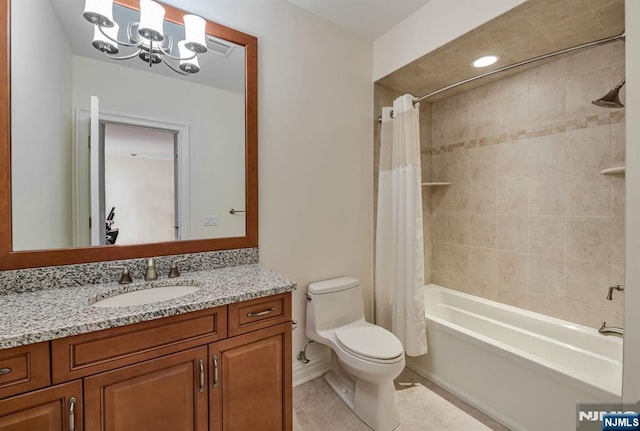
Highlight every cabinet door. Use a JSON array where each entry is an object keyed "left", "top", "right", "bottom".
[
  {"left": 84, "top": 346, "right": 208, "bottom": 431},
  {"left": 210, "top": 323, "right": 292, "bottom": 431},
  {"left": 0, "top": 380, "right": 82, "bottom": 431}
]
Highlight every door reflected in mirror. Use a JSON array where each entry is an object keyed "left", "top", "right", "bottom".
[
  {"left": 10, "top": 0, "right": 247, "bottom": 251},
  {"left": 102, "top": 123, "right": 177, "bottom": 247}
]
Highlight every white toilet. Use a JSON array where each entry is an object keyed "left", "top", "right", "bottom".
[{"left": 306, "top": 277, "right": 405, "bottom": 431}]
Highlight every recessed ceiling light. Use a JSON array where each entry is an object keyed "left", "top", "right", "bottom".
[{"left": 473, "top": 55, "right": 499, "bottom": 68}]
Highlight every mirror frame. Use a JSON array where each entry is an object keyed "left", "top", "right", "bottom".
[{"left": 0, "top": 0, "right": 258, "bottom": 269}]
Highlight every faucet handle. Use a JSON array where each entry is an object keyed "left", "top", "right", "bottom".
[
  {"left": 169, "top": 258, "right": 187, "bottom": 278},
  {"left": 109, "top": 265, "right": 132, "bottom": 284}
]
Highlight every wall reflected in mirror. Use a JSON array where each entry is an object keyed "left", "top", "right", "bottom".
[{"left": 11, "top": 0, "right": 247, "bottom": 251}]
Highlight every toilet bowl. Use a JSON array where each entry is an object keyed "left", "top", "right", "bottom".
[{"left": 306, "top": 277, "right": 405, "bottom": 431}]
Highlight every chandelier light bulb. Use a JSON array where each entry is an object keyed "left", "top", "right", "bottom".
[
  {"left": 138, "top": 0, "right": 166, "bottom": 42},
  {"left": 139, "top": 38, "right": 162, "bottom": 64},
  {"left": 92, "top": 22, "right": 119, "bottom": 54},
  {"left": 179, "top": 41, "right": 200, "bottom": 73},
  {"left": 83, "top": 0, "right": 115, "bottom": 27},
  {"left": 183, "top": 15, "right": 208, "bottom": 54}
]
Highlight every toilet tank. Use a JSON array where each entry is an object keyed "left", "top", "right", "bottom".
[{"left": 306, "top": 277, "right": 365, "bottom": 338}]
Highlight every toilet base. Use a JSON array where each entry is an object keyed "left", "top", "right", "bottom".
[
  {"left": 324, "top": 355, "right": 401, "bottom": 431},
  {"left": 325, "top": 370, "right": 355, "bottom": 409}
]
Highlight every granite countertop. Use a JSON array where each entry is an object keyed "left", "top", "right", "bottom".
[{"left": 0, "top": 264, "right": 296, "bottom": 349}]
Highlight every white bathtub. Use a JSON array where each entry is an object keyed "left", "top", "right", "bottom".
[{"left": 406, "top": 284, "right": 622, "bottom": 431}]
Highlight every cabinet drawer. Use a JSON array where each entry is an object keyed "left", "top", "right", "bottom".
[
  {"left": 228, "top": 293, "right": 291, "bottom": 336},
  {"left": 0, "top": 342, "right": 50, "bottom": 400},
  {"left": 52, "top": 306, "right": 227, "bottom": 383}
]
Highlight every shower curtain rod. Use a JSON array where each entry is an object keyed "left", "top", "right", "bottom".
[{"left": 378, "top": 31, "right": 625, "bottom": 122}]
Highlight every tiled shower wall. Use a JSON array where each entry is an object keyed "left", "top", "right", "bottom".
[{"left": 428, "top": 41, "right": 625, "bottom": 328}]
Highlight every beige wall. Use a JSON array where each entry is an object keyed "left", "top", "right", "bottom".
[
  {"left": 428, "top": 41, "right": 625, "bottom": 328},
  {"left": 104, "top": 153, "right": 175, "bottom": 246},
  {"left": 72, "top": 56, "right": 247, "bottom": 242},
  {"left": 11, "top": 0, "right": 73, "bottom": 251},
  {"left": 159, "top": 0, "right": 374, "bottom": 372}
]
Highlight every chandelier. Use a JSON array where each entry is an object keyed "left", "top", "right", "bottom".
[{"left": 82, "top": 0, "right": 208, "bottom": 75}]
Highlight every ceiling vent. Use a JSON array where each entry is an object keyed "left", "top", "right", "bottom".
[{"left": 206, "top": 36, "right": 235, "bottom": 58}]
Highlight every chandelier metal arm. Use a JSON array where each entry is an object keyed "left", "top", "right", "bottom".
[
  {"left": 98, "top": 24, "right": 143, "bottom": 49},
  {"left": 105, "top": 49, "right": 144, "bottom": 61},
  {"left": 160, "top": 55, "right": 189, "bottom": 76},
  {"left": 157, "top": 44, "right": 198, "bottom": 62}
]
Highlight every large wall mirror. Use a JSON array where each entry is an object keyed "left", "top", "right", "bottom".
[{"left": 0, "top": 0, "right": 258, "bottom": 269}]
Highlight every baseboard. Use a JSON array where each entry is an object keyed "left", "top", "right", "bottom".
[{"left": 293, "top": 351, "right": 331, "bottom": 387}]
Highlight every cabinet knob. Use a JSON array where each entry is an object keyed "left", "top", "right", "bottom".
[{"left": 0, "top": 367, "right": 11, "bottom": 376}]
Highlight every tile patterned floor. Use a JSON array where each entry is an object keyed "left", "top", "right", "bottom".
[{"left": 293, "top": 368, "right": 511, "bottom": 430}]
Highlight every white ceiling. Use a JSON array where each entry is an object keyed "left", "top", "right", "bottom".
[{"left": 287, "top": 0, "right": 433, "bottom": 40}]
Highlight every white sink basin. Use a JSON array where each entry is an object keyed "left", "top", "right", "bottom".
[{"left": 92, "top": 285, "right": 201, "bottom": 308}]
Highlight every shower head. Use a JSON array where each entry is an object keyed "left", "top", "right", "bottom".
[{"left": 592, "top": 78, "right": 625, "bottom": 108}]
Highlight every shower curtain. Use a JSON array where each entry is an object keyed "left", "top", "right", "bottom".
[{"left": 375, "top": 94, "right": 427, "bottom": 357}]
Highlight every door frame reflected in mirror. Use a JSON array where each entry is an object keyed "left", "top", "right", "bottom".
[
  {"left": 0, "top": 0, "right": 258, "bottom": 269},
  {"left": 74, "top": 112, "right": 188, "bottom": 247}
]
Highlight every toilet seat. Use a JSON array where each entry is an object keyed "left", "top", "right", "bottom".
[{"left": 335, "top": 323, "right": 404, "bottom": 364}]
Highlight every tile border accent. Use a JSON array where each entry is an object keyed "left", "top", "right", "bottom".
[{"left": 430, "top": 111, "right": 624, "bottom": 155}]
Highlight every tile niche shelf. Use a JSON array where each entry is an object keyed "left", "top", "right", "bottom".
[
  {"left": 600, "top": 166, "right": 625, "bottom": 175},
  {"left": 422, "top": 182, "right": 452, "bottom": 186}
]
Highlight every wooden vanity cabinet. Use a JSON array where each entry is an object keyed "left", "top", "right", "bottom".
[
  {"left": 0, "top": 292, "right": 292, "bottom": 431},
  {"left": 84, "top": 346, "right": 208, "bottom": 431},
  {"left": 209, "top": 322, "right": 292, "bottom": 431},
  {"left": 0, "top": 342, "right": 50, "bottom": 399},
  {"left": 51, "top": 307, "right": 227, "bottom": 384},
  {"left": 0, "top": 380, "right": 82, "bottom": 431}
]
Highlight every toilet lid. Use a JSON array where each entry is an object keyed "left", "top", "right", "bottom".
[{"left": 335, "top": 324, "right": 404, "bottom": 360}]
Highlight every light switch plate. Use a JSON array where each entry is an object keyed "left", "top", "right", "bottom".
[{"left": 204, "top": 216, "right": 219, "bottom": 226}]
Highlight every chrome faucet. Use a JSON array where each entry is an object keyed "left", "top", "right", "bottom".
[
  {"left": 599, "top": 322, "right": 623, "bottom": 336},
  {"left": 606, "top": 285, "right": 624, "bottom": 300},
  {"left": 144, "top": 258, "right": 158, "bottom": 281}
]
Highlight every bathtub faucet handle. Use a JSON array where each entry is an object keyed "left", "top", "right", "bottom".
[{"left": 606, "top": 285, "right": 624, "bottom": 300}]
